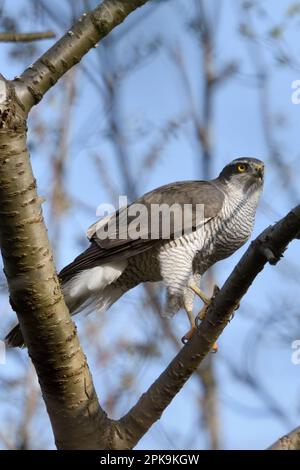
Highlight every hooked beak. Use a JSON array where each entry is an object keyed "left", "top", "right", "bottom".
[{"left": 253, "top": 163, "right": 264, "bottom": 181}]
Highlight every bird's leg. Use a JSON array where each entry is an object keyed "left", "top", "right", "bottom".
[
  {"left": 192, "top": 283, "right": 220, "bottom": 353},
  {"left": 181, "top": 303, "right": 196, "bottom": 344},
  {"left": 185, "top": 307, "right": 196, "bottom": 330},
  {"left": 194, "top": 284, "right": 220, "bottom": 319},
  {"left": 181, "top": 280, "right": 210, "bottom": 344},
  {"left": 181, "top": 301, "right": 218, "bottom": 353},
  {"left": 187, "top": 281, "right": 211, "bottom": 305},
  {"left": 189, "top": 281, "right": 220, "bottom": 305},
  {"left": 181, "top": 283, "right": 219, "bottom": 349}
]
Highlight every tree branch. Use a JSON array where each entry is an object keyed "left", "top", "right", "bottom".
[
  {"left": 268, "top": 426, "right": 300, "bottom": 450},
  {"left": 0, "top": 31, "right": 55, "bottom": 42},
  {"left": 0, "top": 75, "right": 111, "bottom": 449},
  {"left": 13, "top": 0, "right": 149, "bottom": 113},
  {"left": 118, "top": 205, "right": 300, "bottom": 448},
  {"left": 0, "top": 0, "right": 151, "bottom": 450}
]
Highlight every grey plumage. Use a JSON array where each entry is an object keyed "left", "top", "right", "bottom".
[{"left": 6, "top": 157, "right": 264, "bottom": 347}]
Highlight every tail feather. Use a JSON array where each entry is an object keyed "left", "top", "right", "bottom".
[{"left": 5, "top": 266, "right": 125, "bottom": 348}]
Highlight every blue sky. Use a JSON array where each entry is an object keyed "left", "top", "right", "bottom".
[{"left": 0, "top": 0, "right": 300, "bottom": 450}]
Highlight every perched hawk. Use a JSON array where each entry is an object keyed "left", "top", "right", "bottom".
[{"left": 6, "top": 157, "right": 264, "bottom": 347}]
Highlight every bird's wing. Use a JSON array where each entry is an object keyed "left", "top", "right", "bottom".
[{"left": 59, "top": 180, "right": 224, "bottom": 282}]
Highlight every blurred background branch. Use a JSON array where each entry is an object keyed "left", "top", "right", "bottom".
[{"left": 0, "top": 31, "right": 55, "bottom": 42}]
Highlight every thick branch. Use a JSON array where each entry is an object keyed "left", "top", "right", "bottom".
[
  {"left": 0, "top": 0, "right": 151, "bottom": 450},
  {"left": 268, "top": 426, "right": 300, "bottom": 450},
  {"left": 0, "top": 76, "right": 113, "bottom": 449},
  {"left": 118, "top": 205, "right": 300, "bottom": 448},
  {"left": 13, "top": 0, "right": 149, "bottom": 112},
  {"left": 0, "top": 32, "right": 55, "bottom": 42}
]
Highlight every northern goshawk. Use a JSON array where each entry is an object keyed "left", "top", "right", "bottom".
[{"left": 6, "top": 157, "right": 264, "bottom": 347}]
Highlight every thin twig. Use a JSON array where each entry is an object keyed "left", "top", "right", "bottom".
[{"left": 0, "top": 31, "right": 55, "bottom": 42}]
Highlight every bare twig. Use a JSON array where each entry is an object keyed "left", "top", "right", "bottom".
[{"left": 0, "top": 31, "right": 55, "bottom": 42}]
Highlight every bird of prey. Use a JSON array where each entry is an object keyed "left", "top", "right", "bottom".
[{"left": 6, "top": 157, "right": 264, "bottom": 348}]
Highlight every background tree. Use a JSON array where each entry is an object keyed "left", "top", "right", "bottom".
[{"left": 0, "top": 0, "right": 300, "bottom": 450}]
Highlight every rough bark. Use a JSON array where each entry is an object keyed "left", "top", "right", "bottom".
[
  {"left": 268, "top": 426, "right": 300, "bottom": 450},
  {"left": 13, "top": 0, "right": 149, "bottom": 113},
  {"left": 0, "top": 74, "right": 112, "bottom": 449},
  {"left": 0, "top": 0, "right": 150, "bottom": 450}
]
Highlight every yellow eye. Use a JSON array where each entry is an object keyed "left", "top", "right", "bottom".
[{"left": 237, "top": 163, "right": 247, "bottom": 173}]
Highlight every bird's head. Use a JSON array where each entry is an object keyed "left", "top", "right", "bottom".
[{"left": 218, "top": 157, "right": 264, "bottom": 194}]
